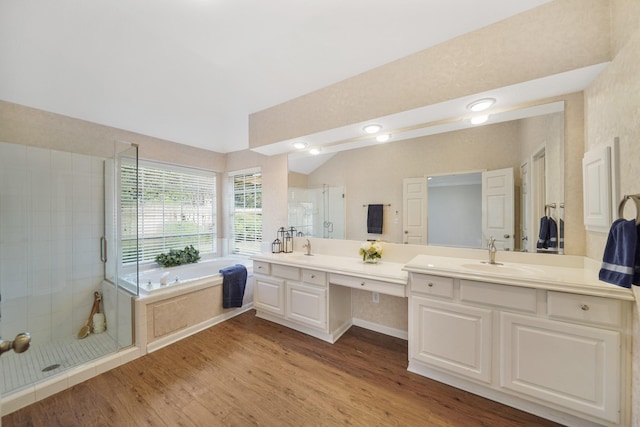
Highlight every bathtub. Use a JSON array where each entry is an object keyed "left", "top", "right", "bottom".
[{"left": 125, "top": 256, "right": 253, "bottom": 295}]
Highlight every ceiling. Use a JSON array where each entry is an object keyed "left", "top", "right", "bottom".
[{"left": 0, "top": 0, "right": 554, "bottom": 154}]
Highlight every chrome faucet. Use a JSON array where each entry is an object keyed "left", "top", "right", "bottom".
[
  {"left": 303, "top": 239, "right": 312, "bottom": 256},
  {"left": 488, "top": 236, "right": 497, "bottom": 264}
]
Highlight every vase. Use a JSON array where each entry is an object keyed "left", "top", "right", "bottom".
[{"left": 363, "top": 257, "right": 380, "bottom": 264}]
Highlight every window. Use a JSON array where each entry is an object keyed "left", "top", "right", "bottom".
[
  {"left": 121, "top": 160, "right": 217, "bottom": 265},
  {"left": 230, "top": 169, "right": 262, "bottom": 255}
]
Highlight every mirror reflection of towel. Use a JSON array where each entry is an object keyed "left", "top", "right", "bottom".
[{"left": 367, "top": 204, "right": 383, "bottom": 234}]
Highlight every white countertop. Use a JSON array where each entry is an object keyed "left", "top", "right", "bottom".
[
  {"left": 252, "top": 251, "right": 635, "bottom": 301},
  {"left": 403, "top": 254, "right": 635, "bottom": 301},
  {"left": 252, "top": 252, "right": 408, "bottom": 285}
]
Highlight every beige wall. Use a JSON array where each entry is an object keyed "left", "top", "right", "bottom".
[
  {"left": 249, "top": 0, "right": 610, "bottom": 148},
  {"left": 584, "top": 1, "right": 640, "bottom": 422}
]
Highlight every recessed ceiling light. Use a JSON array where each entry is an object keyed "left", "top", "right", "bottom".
[
  {"left": 309, "top": 148, "right": 321, "bottom": 155},
  {"left": 376, "top": 134, "right": 391, "bottom": 143},
  {"left": 363, "top": 124, "right": 382, "bottom": 134},
  {"left": 466, "top": 98, "right": 496, "bottom": 112},
  {"left": 291, "top": 141, "right": 308, "bottom": 150},
  {"left": 470, "top": 114, "right": 489, "bottom": 125}
]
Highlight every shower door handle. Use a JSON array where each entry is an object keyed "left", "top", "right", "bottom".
[{"left": 100, "top": 237, "right": 108, "bottom": 263}]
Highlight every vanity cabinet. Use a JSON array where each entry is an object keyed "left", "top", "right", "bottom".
[
  {"left": 254, "top": 261, "right": 351, "bottom": 342},
  {"left": 407, "top": 272, "right": 631, "bottom": 426}
]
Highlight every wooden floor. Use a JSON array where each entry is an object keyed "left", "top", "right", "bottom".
[{"left": 4, "top": 310, "right": 563, "bottom": 426}]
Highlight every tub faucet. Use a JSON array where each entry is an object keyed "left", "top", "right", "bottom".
[
  {"left": 488, "top": 236, "right": 497, "bottom": 264},
  {"left": 303, "top": 239, "right": 312, "bottom": 256}
]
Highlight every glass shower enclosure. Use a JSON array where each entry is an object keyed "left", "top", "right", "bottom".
[{"left": 0, "top": 140, "right": 138, "bottom": 396}]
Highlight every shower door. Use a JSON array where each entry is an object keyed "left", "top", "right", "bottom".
[{"left": 0, "top": 140, "right": 137, "bottom": 396}]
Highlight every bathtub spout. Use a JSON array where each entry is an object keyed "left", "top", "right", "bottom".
[{"left": 160, "top": 272, "right": 171, "bottom": 286}]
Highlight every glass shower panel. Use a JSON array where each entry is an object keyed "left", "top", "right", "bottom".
[
  {"left": 0, "top": 140, "right": 136, "bottom": 395},
  {"left": 287, "top": 185, "right": 345, "bottom": 239}
]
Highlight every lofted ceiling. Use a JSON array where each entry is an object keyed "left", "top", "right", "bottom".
[{"left": 0, "top": 0, "right": 553, "bottom": 154}]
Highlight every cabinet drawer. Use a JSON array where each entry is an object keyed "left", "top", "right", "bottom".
[
  {"left": 410, "top": 273, "right": 453, "bottom": 299},
  {"left": 460, "top": 280, "right": 537, "bottom": 313},
  {"left": 253, "top": 261, "right": 270, "bottom": 275},
  {"left": 271, "top": 264, "right": 300, "bottom": 281},
  {"left": 329, "top": 273, "right": 406, "bottom": 297},
  {"left": 547, "top": 292, "right": 622, "bottom": 328},
  {"left": 302, "top": 269, "right": 326, "bottom": 286}
]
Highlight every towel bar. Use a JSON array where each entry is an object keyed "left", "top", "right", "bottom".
[{"left": 618, "top": 194, "right": 640, "bottom": 225}]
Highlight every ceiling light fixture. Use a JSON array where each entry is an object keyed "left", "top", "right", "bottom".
[
  {"left": 376, "top": 134, "right": 391, "bottom": 143},
  {"left": 363, "top": 124, "right": 382, "bottom": 134},
  {"left": 470, "top": 114, "right": 489, "bottom": 125},
  {"left": 291, "top": 141, "right": 308, "bottom": 150},
  {"left": 466, "top": 98, "right": 496, "bottom": 112},
  {"left": 309, "top": 148, "right": 321, "bottom": 155}
]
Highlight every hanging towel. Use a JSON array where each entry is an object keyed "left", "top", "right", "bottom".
[
  {"left": 634, "top": 224, "right": 640, "bottom": 286},
  {"left": 599, "top": 219, "right": 638, "bottom": 288},
  {"left": 559, "top": 218, "right": 565, "bottom": 250},
  {"left": 548, "top": 217, "right": 558, "bottom": 249},
  {"left": 536, "top": 216, "right": 550, "bottom": 249},
  {"left": 219, "top": 264, "right": 248, "bottom": 308},
  {"left": 367, "top": 204, "right": 384, "bottom": 234}
]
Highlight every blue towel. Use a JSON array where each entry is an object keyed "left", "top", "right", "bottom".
[
  {"left": 548, "top": 217, "right": 558, "bottom": 248},
  {"left": 536, "top": 216, "right": 549, "bottom": 249},
  {"left": 599, "top": 219, "right": 638, "bottom": 288},
  {"left": 219, "top": 264, "right": 248, "bottom": 308},
  {"left": 634, "top": 224, "right": 640, "bottom": 286},
  {"left": 367, "top": 204, "right": 384, "bottom": 234}
]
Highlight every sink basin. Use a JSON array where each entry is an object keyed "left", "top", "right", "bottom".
[{"left": 460, "top": 262, "right": 542, "bottom": 276}]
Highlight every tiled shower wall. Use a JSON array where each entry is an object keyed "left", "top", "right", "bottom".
[{"left": 0, "top": 141, "right": 105, "bottom": 344}]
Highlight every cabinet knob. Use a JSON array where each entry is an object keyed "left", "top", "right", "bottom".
[
  {"left": 258, "top": 266, "right": 263, "bottom": 269},
  {"left": 311, "top": 274, "right": 315, "bottom": 278},
  {"left": 580, "top": 304, "right": 590, "bottom": 311},
  {"left": 361, "top": 282, "right": 365, "bottom": 286},
  {"left": 428, "top": 283, "right": 434, "bottom": 287}
]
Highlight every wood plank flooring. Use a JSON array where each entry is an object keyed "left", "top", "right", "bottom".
[{"left": 3, "top": 310, "right": 563, "bottom": 426}]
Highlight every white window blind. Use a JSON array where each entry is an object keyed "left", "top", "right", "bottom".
[
  {"left": 121, "top": 161, "right": 217, "bottom": 265},
  {"left": 230, "top": 169, "right": 262, "bottom": 255}
]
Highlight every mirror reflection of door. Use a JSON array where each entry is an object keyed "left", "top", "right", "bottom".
[
  {"left": 482, "top": 168, "right": 515, "bottom": 251},
  {"left": 532, "top": 147, "right": 546, "bottom": 249},
  {"left": 402, "top": 177, "right": 427, "bottom": 244},
  {"left": 520, "top": 161, "right": 532, "bottom": 252}
]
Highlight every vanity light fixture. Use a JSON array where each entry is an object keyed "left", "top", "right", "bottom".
[
  {"left": 309, "top": 148, "right": 321, "bottom": 155},
  {"left": 466, "top": 98, "right": 496, "bottom": 112},
  {"left": 363, "top": 124, "right": 382, "bottom": 134},
  {"left": 376, "top": 134, "right": 391, "bottom": 143},
  {"left": 470, "top": 114, "right": 489, "bottom": 125},
  {"left": 291, "top": 141, "right": 308, "bottom": 150}
]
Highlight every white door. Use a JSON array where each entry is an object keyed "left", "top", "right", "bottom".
[
  {"left": 520, "top": 161, "right": 532, "bottom": 252},
  {"left": 402, "top": 177, "right": 427, "bottom": 244},
  {"left": 482, "top": 168, "right": 514, "bottom": 251}
]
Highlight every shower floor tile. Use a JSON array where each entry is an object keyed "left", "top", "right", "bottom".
[{"left": 1, "top": 332, "right": 116, "bottom": 394}]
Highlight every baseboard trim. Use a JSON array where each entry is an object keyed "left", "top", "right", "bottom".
[{"left": 352, "top": 318, "right": 408, "bottom": 340}]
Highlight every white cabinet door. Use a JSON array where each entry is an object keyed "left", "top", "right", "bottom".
[
  {"left": 285, "top": 281, "right": 327, "bottom": 331},
  {"left": 500, "top": 312, "right": 620, "bottom": 423},
  {"left": 410, "top": 296, "right": 492, "bottom": 383},
  {"left": 254, "top": 275, "right": 285, "bottom": 316}
]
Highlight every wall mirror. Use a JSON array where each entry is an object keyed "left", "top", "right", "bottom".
[{"left": 287, "top": 102, "right": 565, "bottom": 253}]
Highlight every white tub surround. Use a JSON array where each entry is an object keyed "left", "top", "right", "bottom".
[
  {"left": 134, "top": 259, "right": 255, "bottom": 354},
  {"left": 252, "top": 252, "right": 407, "bottom": 343},
  {"left": 404, "top": 254, "right": 633, "bottom": 427}
]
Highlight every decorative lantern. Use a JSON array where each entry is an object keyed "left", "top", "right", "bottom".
[
  {"left": 283, "top": 231, "right": 293, "bottom": 253},
  {"left": 271, "top": 239, "right": 281, "bottom": 254},
  {"left": 277, "top": 227, "right": 287, "bottom": 248}
]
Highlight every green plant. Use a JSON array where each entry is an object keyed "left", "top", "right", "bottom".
[{"left": 155, "top": 245, "right": 201, "bottom": 267}]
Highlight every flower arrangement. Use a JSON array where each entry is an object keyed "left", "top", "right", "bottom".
[{"left": 359, "top": 241, "right": 383, "bottom": 263}]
